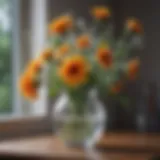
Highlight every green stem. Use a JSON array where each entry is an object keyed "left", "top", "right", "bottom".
[{"left": 69, "top": 94, "right": 87, "bottom": 116}]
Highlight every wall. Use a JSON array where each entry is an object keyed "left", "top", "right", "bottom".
[
  {"left": 112, "top": 0, "right": 160, "bottom": 84},
  {"left": 112, "top": 0, "right": 160, "bottom": 131},
  {"left": 48, "top": 0, "right": 109, "bottom": 20}
]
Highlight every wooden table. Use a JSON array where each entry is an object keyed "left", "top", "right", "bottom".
[{"left": 0, "top": 133, "right": 159, "bottom": 160}]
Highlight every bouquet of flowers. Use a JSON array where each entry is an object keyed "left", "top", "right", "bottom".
[
  {"left": 19, "top": 6, "right": 143, "bottom": 147},
  {"left": 19, "top": 6, "right": 143, "bottom": 101}
]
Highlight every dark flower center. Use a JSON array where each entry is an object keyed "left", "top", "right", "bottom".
[
  {"left": 101, "top": 52, "right": 111, "bottom": 62},
  {"left": 68, "top": 64, "right": 80, "bottom": 75}
]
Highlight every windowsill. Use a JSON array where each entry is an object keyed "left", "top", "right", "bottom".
[
  {"left": 0, "top": 115, "right": 51, "bottom": 141},
  {"left": 0, "top": 95, "right": 49, "bottom": 140},
  {"left": 0, "top": 114, "right": 45, "bottom": 122}
]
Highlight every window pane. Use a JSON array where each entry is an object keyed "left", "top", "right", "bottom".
[{"left": 0, "top": 0, "right": 12, "bottom": 113}]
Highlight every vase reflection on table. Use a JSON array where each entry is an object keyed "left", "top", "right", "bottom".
[{"left": 53, "top": 89, "right": 106, "bottom": 148}]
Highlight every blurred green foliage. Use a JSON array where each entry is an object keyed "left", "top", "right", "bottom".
[{"left": 0, "top": 0, "right": 12, "bottom": 113}]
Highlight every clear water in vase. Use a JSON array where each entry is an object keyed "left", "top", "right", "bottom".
[{"left": 52, "top": 89, "right": 106, "bottom": 148}]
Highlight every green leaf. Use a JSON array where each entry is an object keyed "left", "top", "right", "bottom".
[
  {"left": 49, "top": 35, "right": 64, "bottom": 48},
  {"left": 48, "top": 64, "right": 62, "bottom": 98}
]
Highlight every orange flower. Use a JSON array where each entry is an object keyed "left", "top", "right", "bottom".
[
  {"left": 127, "top": 58, "right": 140, "bottom": 80},
  {"left": 91, "top": 6, "right": 111, "bottom": 20},
  {"left": 110, "top": 81, "right": 123, "bottom": 94},
  {"left": 26, "top": 58, "right": 44, "bottom": 75},
  {"left": 59, "top": 55, "right": 89, "bottom": 87},
  {"left": 76, "top": 34, "right": 91, "bottom": 49},
  {"left": 126, "top": 18, "right": 143, "bottom": 33},
  {"left": 19, "top": 58, "right": 43, "bottom": 100},
  {"left": 40, "top": 48, "right": 53, "bottom": 61},
  {"left": 97, "top": 48, "right": 112, "bottom": 68},
  {"left": 49, "top": 15, "right": 73, "bottom": 34},
  {"left": 56, "top": 44, "right": 70, "bottom": 59},
  {"left": 19, "top": 74, "right": 38, "bottom": 100}
]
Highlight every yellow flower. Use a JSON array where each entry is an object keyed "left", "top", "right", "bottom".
[
  {"left": 126, "top": 18, "right": 143, "bottom": 33},
  {"left": 110, "top": 81, "right": 123, "bottom": 94},
  {"left": 40, "top": 48, "right": 53, "bottom": 61},
  {"left": 56, "top": 44, "right": 70, "bottom": 59},
  {"left": 19, "top": 73, "right": 38, "bottom": 100},
  {"left": 59, "top": 55, "right": 89, "bottom": 87},
  {"left": 127, "top": 58, "right": 140, "bottom": 80},
  {"left": 97, "top": 48, "right": 112, "bottom": 68},
  {"left": 49, "top": 15, "right": 73, "bottom": 34},
  {"left": 76, "top": 34, "right": 91, "bottom": 49},
  {"left": 91, "top": 6, "right": 111, "bottom": 20}
]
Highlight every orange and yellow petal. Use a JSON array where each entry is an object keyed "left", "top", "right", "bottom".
[
  {"left": 97, "top": 48, "right": 112, "bottom": 68},
  {"left": 127, "top": 58, "right": 140, "bottom": 80},
  {"left": 126, "top": 18, "right": 143, "bottom": 33},
  {"left": 40, "top": 48, "right": 53, "bottom": 61},
  {"left": 49, "top": 15, "right": 73, "bottom": 34},
  {"left": 26, "top": 58, "right": 44, "bottom": 76},
  {"left": 91, "top": 6, "right": 111, "bottom": 20},
  {"left": 19, "top": 74, "right": 38, "bottom": 100},
  {"left": 58, "top": 55, "right": 89, "bottom": 87},
  {"left": 56, "top": 44, "right": 70, "bottom": 59},
  {"left": 76, "top": 34, "right": 91, "bottom": 49}
]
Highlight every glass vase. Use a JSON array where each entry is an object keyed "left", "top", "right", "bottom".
[{"left": 52, "top": 89, "right": 106, "bottom": 148}]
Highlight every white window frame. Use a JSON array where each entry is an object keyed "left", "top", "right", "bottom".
[
  {"left": 12, "top": 0, "right": 22, "bottom": 116},
  {"left": 0, "top": 0, "right": 51, "bottom": 139},
  {"left": 30, "top": 0, "right": 48, "bottom": 116}
]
